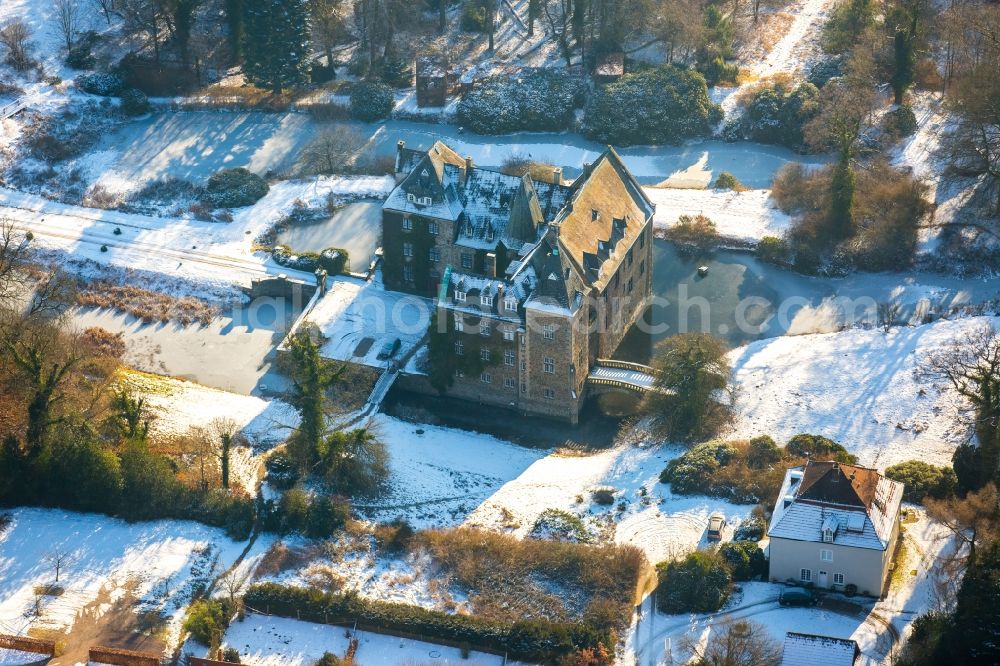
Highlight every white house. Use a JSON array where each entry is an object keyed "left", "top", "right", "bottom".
[
  {"left": 780, "top": 632, "right": 860, "bottom": 666},
  {"left": 768, "top": 460, "right": 904, "bottom": 597}
]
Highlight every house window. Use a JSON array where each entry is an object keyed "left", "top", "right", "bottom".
[
  {"left": 480, "top": 321, "right": 490, "bottom": 336},
  {"left": 481, "top": 294, "right": 494, "bottom": 306},
  {"left": 429, "top": 247, "right": 440, "bottom": 262},
  {"left": 403, "top": 265, "right": 414, "bottom": 282},
  {"left": 502, "top": 327, "right": 515, "bottom": 341},
  {"left": 461, "top": 253, "right": 473, "bottom": 269},
  {"left": 402, "top": 217, "right": 413, "bottom": 231},
  {"left": 504, "top": 350, "right": 515, "bottom": 366},
  {"left": 543, "top": 357, "right": 555, "bottom": 374},
  {"left": 454, "top": 340, "right": 464, "bottom": 355},
  {"left": 481, "top": 372, "right": 492, "bottom": 384},
  {"left": 429, "top": 222, "right": 439, "bottom": 235},
  {"left": 833, "top": 573, "right": 845, "bottom": 585},
  {"left": 454, "top": 315, "right": 464, "bottom": 332},
  {"left": 505, "top": 296, "right": 517, "bottom": 311},
  {"left": 821, "top": 549, "right": 833, "bottom": 562},
  {"left": 403, "top": 242, "right": 413, "bottom": 257},
  {"left": 800, "top": 569, "right": 811, "bottom": 583},
  {"left": 543, "top": 324, "right": 555, "bottom": 340},
  {"left": 480, "top": 348, "right": 490, "bottom": 361},
  {"left": 454, "top": 290, "right": 466, "bottom": 302},
  {"left": 543, "top": 388, "right": 555, "bottom": 399}
]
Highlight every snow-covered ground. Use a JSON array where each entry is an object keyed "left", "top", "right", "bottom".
[
  {"left": 303, "top": 275, "right": 431, "bottom": 369},
  {"left": 647, "top": 187, "right": 791, "bottom": 243},
  {"left": 728, "top": 316, "right": 997, "bottom": 468},
  {"left": 0, "top": 508, "right": 271, "bottom": 650},
  {"left": 209, "top": 612, "right": 506, "bottom": 666}
]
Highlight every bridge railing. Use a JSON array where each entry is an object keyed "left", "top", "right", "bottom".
[{"left": 594, "top": 358, "right": 656, "bottom": 374}]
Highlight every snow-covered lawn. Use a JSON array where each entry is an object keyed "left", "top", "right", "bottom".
[
  {"left": 647, "top": 187, "right": 791, "bottom": 243},
  {"left": 211, "top": 613, "right": 506, "bottom": 666},
  {"left": 0, "top": 175, "right": 393, "bottom": 288},
  {"left": 0, "top": 509, "right": 268, "bottom": 649},
  {"left": 728, "top": 316, "right": 996, "bottom": 468}
]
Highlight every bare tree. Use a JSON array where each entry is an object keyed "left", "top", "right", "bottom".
[
  {"left": 297, "top": 125, "right": 364, "bottom": 175},
  {"left": 54, "top": 0, "right": 83, "bottom": 51},
  {"left": 681, "top": 619, "right": 782, "bottom": 666},
  {"left": 0, "top": 20, "right": 35, "bottom": 71},
  {"left": 877, "top": 300, "right": 903, "bottom": 333},
  {"left": 91, "top": 0, "right": 119, "bottom": 26},
  {"left": 0, "top": 220, "right": 30, "bottom": 304},
  {"left": 44, "top": 547, "right": 76, "bottom": 583},
  {"left": 309, "top": 0, "right": 346, "bottom": 67},
  {"left": 119, "top": 0, "right": 163, "bottom": 62},
  {"left": 926, "top": 483, "right": 1000, "bottom": 564},
  {"left": 183, "top": 425, "right": 219, "bottom": 491},
  {"left": 218, "top": 568, "right": 250, "bottom": 607}
]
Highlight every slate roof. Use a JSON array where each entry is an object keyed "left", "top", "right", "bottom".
[
  {"left": 768, "top": 461, "right": 903, "bottom": 551},
  {"left": 781, "top": 633, "right": 859, "bottom": 666}
]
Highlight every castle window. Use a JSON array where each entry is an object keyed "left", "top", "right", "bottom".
[
  {"left": 504, "top": 377, "right": 516, "bottom": 389},
  {"left": 480, "top": 320, "right": 491, "bottom": 336},
  {"left": 627, "top": 248, "right": 634, "bottom": 266},
  {"left": 640, "top": 229, "right": 646, "bottom": 248},
  {"left": 403, "top": 265, "right": 414, "bottom": 282},
  {"left": 403, "top": 242, "right": 413, "bottom": 257},
  {"left": 455, "top": 340, "right": 464, "bottom": 355},
  {"left": 461, "top": 253, "right": 473, "bottom": 269},
  {"left": 480, "top": 348, "right": 491, "bottom": 361},
  {"left": 455, "top": 368, "right": 464, "bottom": 377},
  {"left": 544, "top": 388, "right": 555, "bottom": 399},
  {"left": 543, "top": 324, "right": 555, "bottom": 341},
  {"left": 505, "top": 296, "right": 517, "bottom": 311},
  {"left": 520, "top": 383, "right": 527, "bottom": 393},
  {"left": 419, "top": 196, "right": 432, "bottom": 206},
  {"left": 454, "top": 315, "right": 464, "bottom": 332},
  {"left": 627, "top": 277, "right": 633, "bottom": 294},
  {"left": 504, "top": 350, "right": 515, "bottom": 366},
  {"left": 402, "top": 217, "right": 413, "bottom": 231},
  {"left": 480, "top": 372, "right": 492, "bottom": 384},
  {"left": 486, "top": 227, "right": 494, "bottom": 241},
  {"left": 454, "top": 290, "right": 466, "bottom": 302},
  {"left": 481, "top": 294, "right": 494, "bottom": 306},
  {"left": 640, "top": 259, "right": 646, "bottom": 276},
  {"left": 543, "top": 357, "right": 555, "bottom": 374},
  {"left": 591, "top": 209, "right": 599, "bottom": 221},
  {"left": 406, "top": 194, "right": 415, "bottom": 204},
  {"left": 502, "top": 327, "right": 515, "bottom": 341},
  {"left": 429, "top": 222, "right": 439, "bottom": 235},
  {"left": 429, "top": 247, "right": 440, "bottom": 262}
]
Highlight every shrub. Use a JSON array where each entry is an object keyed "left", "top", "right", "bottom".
[
  {"left": 120, "top": 88, "right": 150, "bottom": 116},
  {"left": 349, "top": 81, "right": 394, "bottom": 121},
  {"left": 222, "top": 647, "right": 241, "bottom": 663},
  {"left": 885, "top": 460, "right": 958, "bottom": 503},
  {"left": 718, "top": 541, "right": 767, "bottom": 581},
  {"left": 883, "top": 104, "right": 918, "bottom": 140},
  {"left": 713, "top": 172, "right": 746, "bottom": 192},
  {"left": 244, "top": 583, "right": 613, "bottom": 661},
  {"left": 66, "top": 36, "right": 97, "bottom": 70},
  {"left": 785, "top": 433, "right": 857, "bottom": 464},
  {"left": 660, "top": 440, "right": 738, "bottom": 494},
  {"left": 741, "top": 79, "right": 819, "bottom": 149},
  {"left": 184, "top": 599, "right": 230, "bottom": 647},
  {"left": 461, "top": 0, "right": 491, "bottom": 32},
  {"left": 664, "top": 214, "right": 719, "bottom": 255},
  {"left": 733, "top": 514, "right": 766, "bottom": 541},
  {"left": 583, "top": 65, "right": 718, "bottom": 146},
  {"left": 529, "top": 509, "right": 593, "bottom": 543},
  {"left": 656, "top": 551, "right": 732, "bottom": 613},
  {"left": 272, "top": 245, "right": 349, "bottom": 274},
  {"left": 75, "top": 71, "right": 126, "bottom": 97},
  {"left": 747, "top": 435, "right": 782, "bottom": 469},
  {"left": 592, "top": 488, "right": 615, "bottom": 505},
  {"left": 807, "top": 57, "right": 843, "bottom": 88},
  {"left": 203, "top": 168, "right": 269, "bottom": 208},
  {"left": 375, "top": 519, "right": 416, "bottom": 554},
  {"left": 457, "top": 69, "right": 586, "bottom": 134},
  {"left": 306, "top": 496, "right": 351, "bottom": 538},
  {"left": 756, "top": 236, "right": 789, "bottom": 264}
]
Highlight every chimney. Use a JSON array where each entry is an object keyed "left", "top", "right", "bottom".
[
  {"left": 394, "top": 140, "right": 406, "bottom": 183},
  {"left": 485, "top": 252, "right": 497, "bottom": 278},
  {"left": 462, "top": 155, "right": 474, "bottom": 186},
  {"left": 552, "top": 166, "right": 562, "bottom": 184}
]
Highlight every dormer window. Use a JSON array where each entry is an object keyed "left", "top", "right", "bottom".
[
  {"left": 481, "top": 294, "right": 494, "bottom": 306},
  {"left": 822, "top": 529, "right": 835, "bottom": 543},
  {"left": 454, "top": 290, "right": 466, "bottom": 302},
  {"left": 420, "top": 196, "right": 432, "bottom": 206},
  {"left": 504, "top": 296, "right": 517, "bottom": 311},
  {"left": 486, "top": 227, "right": 494, "bottom": 241}
]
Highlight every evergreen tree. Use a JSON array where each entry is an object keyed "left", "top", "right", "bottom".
[
  {"left": 243, "top": 0, "right": 311, "bottom": 94},
  {"left": 225, "top": 0, "right": 246, "bottom": 60},
  {"left": 891, "top": 28, "right": 915, "bottom": 105},
  {"left": 286, "top": 331, "right": 341, "bottom": 469}
]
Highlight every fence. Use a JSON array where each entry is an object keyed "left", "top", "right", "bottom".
[
  {"left": 187, "top": 657, "right": 238, "bottom": 666},
  {"left": 87, "top": 646, "right": 160, "bottom": 666},
  {"left": 0, "top": 634, "right": 55, "bottom": 656}
]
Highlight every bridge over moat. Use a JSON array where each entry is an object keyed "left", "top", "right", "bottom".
[{"left": 587, "top": 359, "right": 659, "bottom": 394}]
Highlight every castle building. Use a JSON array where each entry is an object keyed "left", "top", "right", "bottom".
[{"left": 381, "top": 140, "right": 654, "bottom": 423}]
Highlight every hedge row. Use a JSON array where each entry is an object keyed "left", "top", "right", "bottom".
[{"left": 243, "top": 583, "right": 611, "bottom": 661}]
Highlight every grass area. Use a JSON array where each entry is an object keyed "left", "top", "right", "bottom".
[{"left": 76, "top": 282, "right": 219, "bottom": 326}]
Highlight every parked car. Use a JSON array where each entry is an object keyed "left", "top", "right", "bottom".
[
  {"left": 707, "top": 513, "right": 727, "bottom": 541},
  {"left": 779, "top": 586, "right": 819, "bottom": 607},
  {"left": 377, "top": 338, "right": 401, "bottom": 360}
]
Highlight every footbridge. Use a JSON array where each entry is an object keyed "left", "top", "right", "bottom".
[{"left": 587, "top": 359, "right": 659, "bottom": 394}]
